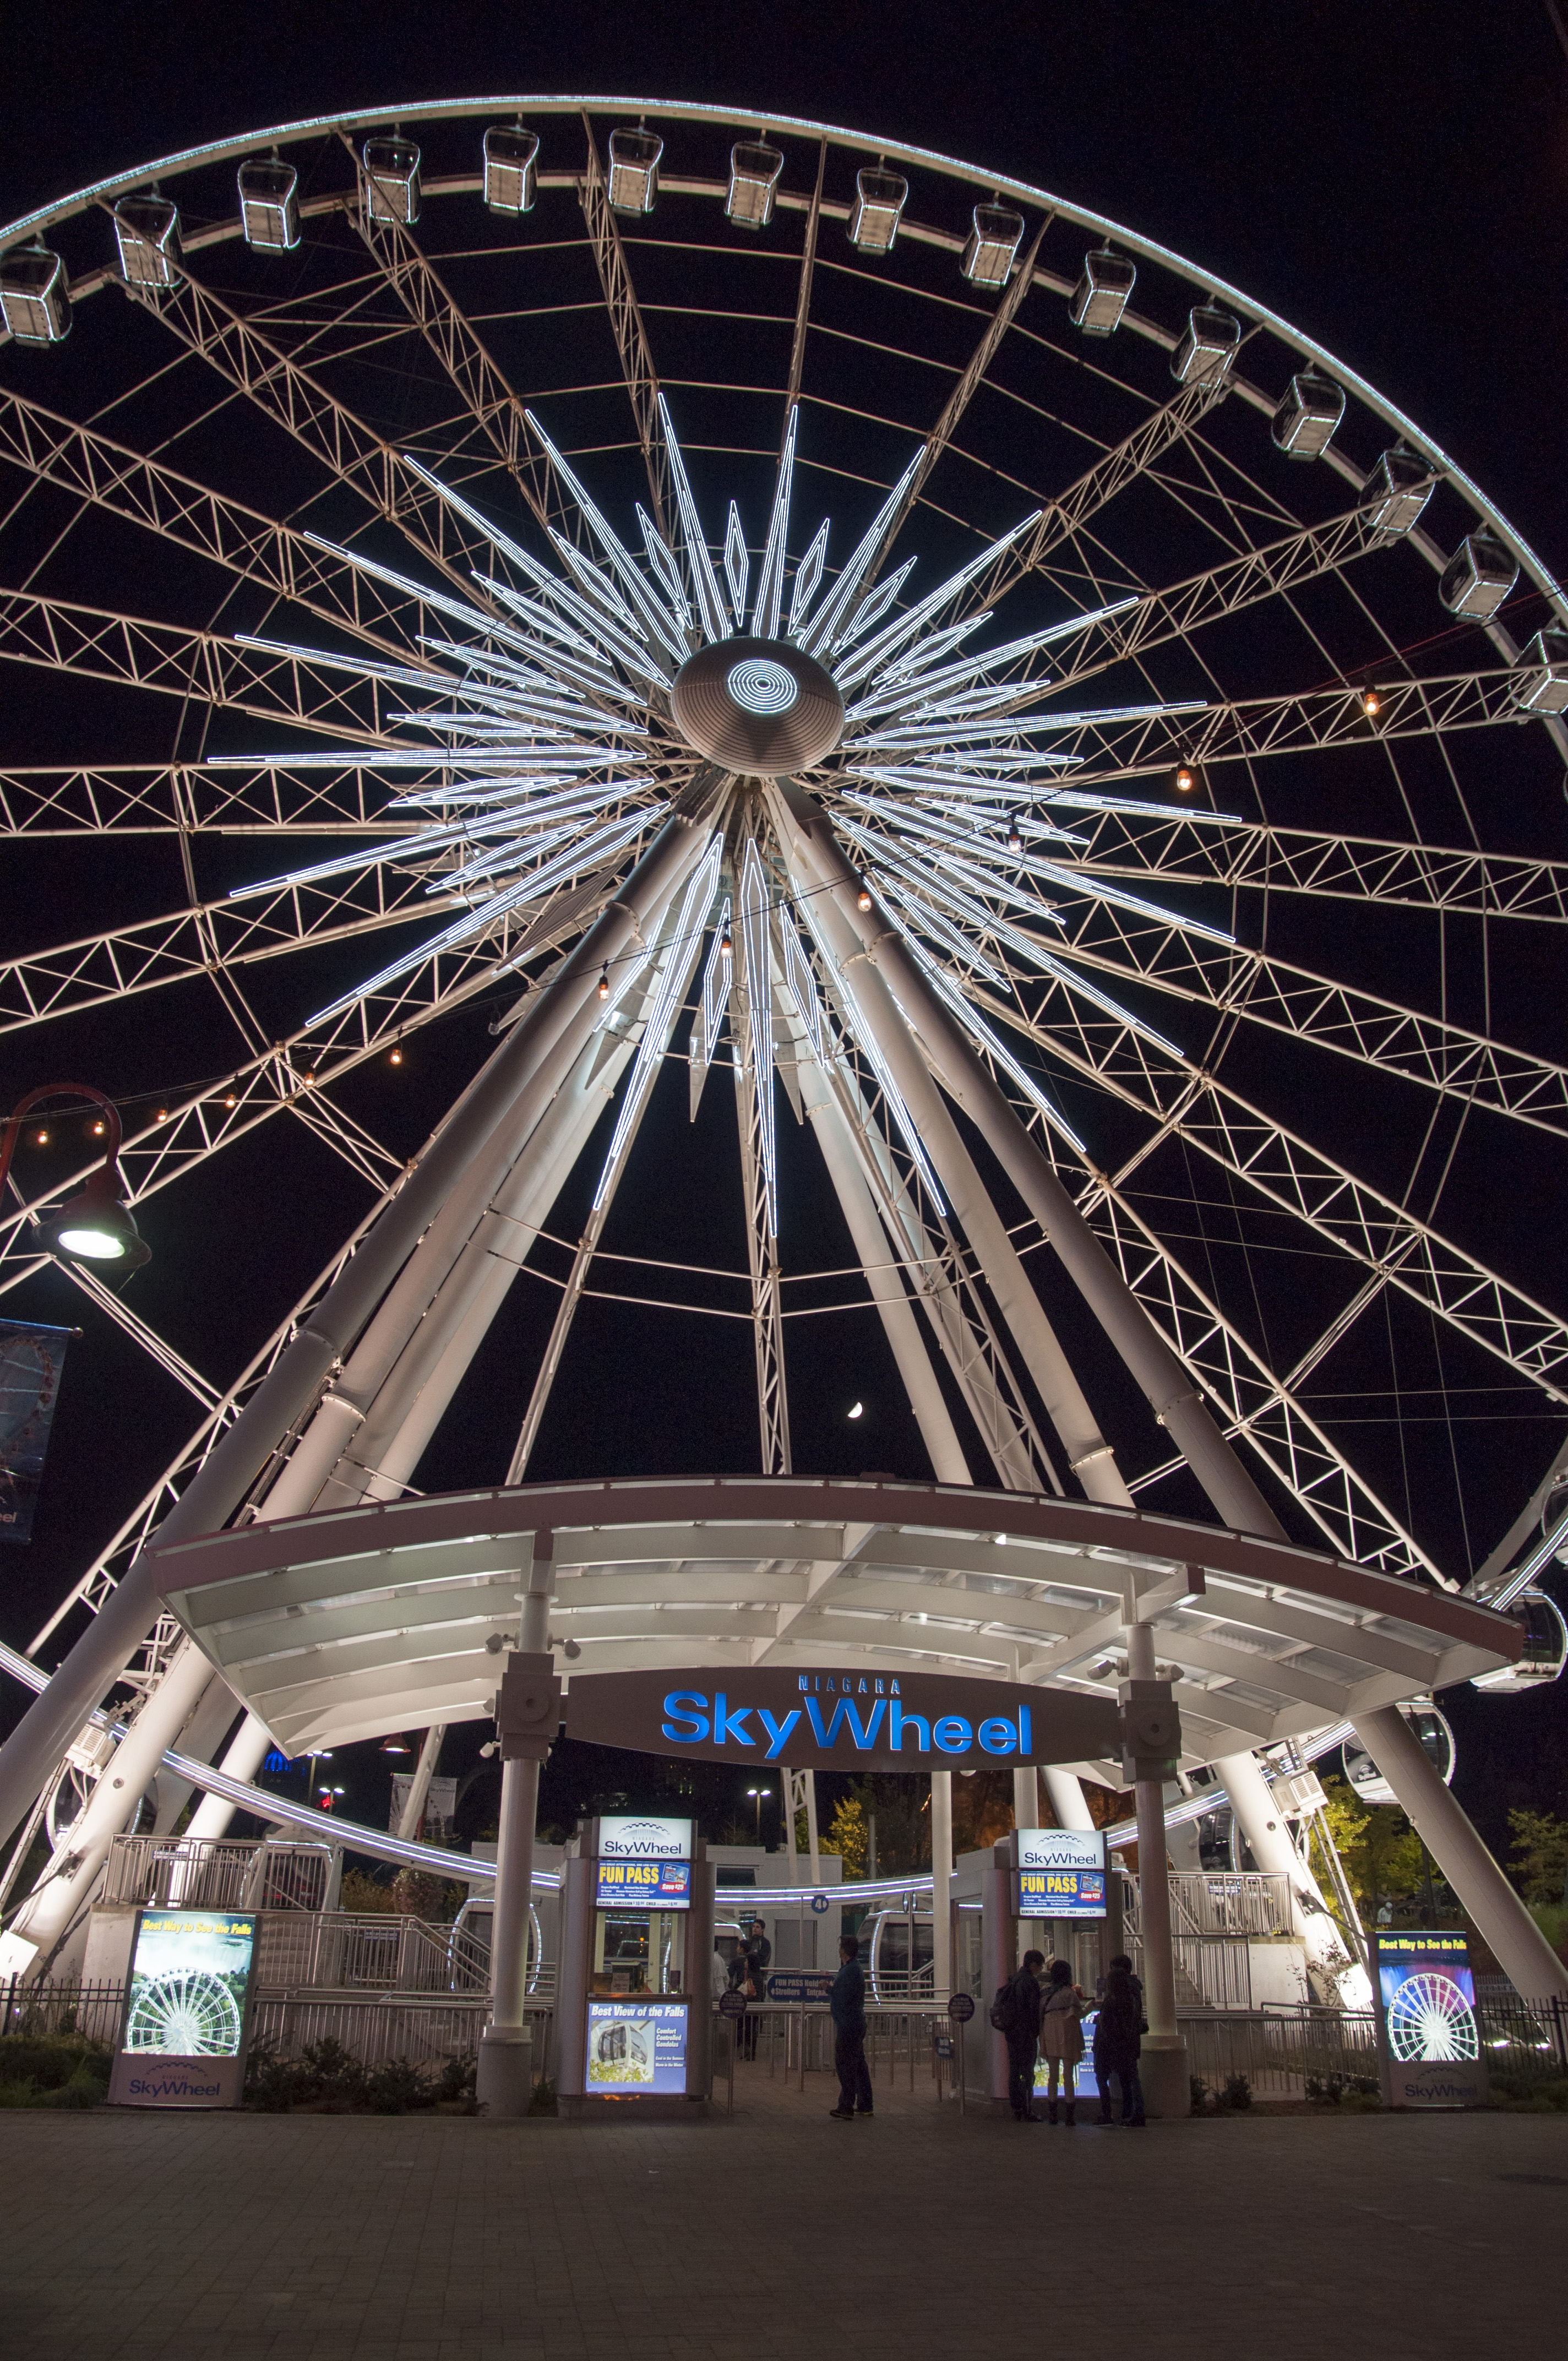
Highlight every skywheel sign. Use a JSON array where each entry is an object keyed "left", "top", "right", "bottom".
[
  {"left": 1371, "top": 1930, "right": 1488, "bottom": 2109},
  {"left": 565, "top": 1668, "right": 1120, "bottom": 1773}
]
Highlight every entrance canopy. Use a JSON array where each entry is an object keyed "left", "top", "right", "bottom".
[{"left": 149, "top": 1477, "right": 1518, "bottom": 1771}]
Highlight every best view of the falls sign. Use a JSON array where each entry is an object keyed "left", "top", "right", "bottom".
[{"left": 566, "top": 1667, "right": 1120, "bottom": 1773}]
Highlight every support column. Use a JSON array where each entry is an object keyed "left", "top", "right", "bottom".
[
  {"left": 183, "top": 1711, "right": 273, "bottom": 1843},
  {"left": 931, "top": 1769, "right": 953, "bottom": 2003},
  {"left": 772, "top": 780, "right": 1285, "bottom": 1539},
  {"left": 1215, "top": 1749, "right": 1369, "bottom": 2006},
  {"left": 1351, "top": 1705, "right": 1568, "bottom": 2000},
  {"left": 0, "top": 806, "right": 715, "bottom": 1860},
  {"left": 476, "top": 1538, "right": 557, "bottom": 2118},
  {"left": 1125, "top": 1620, "right": 1185, "bottom": 2120},
  {"left": 10, "top": 1639, "right": 213, "bottom": 1970},
  {"left": 396, "top": 1724, "right": 447, "bottom": 1842},
  {"left": 151, "top": 1674, "right": 241, "bottom": 1834},
  {"left": 1012, "top": 1765, "right": 1041, "bottom": 1832},
  {"left": 1043, "top": 1767, "right": 1097, "bottom": 1831},
  {"left": 803, "top": 1767, "right": 821, "bottom": 1887}
]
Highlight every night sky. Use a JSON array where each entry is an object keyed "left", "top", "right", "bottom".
[{"left": 2, "top": 0, "right": 1567, "bottom": 1863}]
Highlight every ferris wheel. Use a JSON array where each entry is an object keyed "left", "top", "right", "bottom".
[{"left": 0, "top": 101, "right": 1565, "bottom": 1973}]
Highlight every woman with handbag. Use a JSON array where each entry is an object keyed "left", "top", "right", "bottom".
[{"left": 1038, "top": 1959, "right": 1087, "bottom": 2125}]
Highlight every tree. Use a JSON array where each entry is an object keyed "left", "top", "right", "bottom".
[
  {"left": 1507, "top": 1808, "right": 1568, "bottom": 1905},
  {"left": 1315, "top": 1775, "right": 1435, "bottom": 1922}
]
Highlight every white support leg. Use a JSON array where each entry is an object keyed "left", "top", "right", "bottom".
[
  {"left": 1043, "top": 1767, "right": 1097, "bottom": 1830},
  {"left": 1215, "top": 1749, "right": 1370, "bottom": 2007},
  {"left": 1126, "top": 1620, "right": 1185, "bottom": 2120},
  {"left": 930, "top": 1769, "right": 954, "bottom": 2004},
  {"left": 396, "top": 1724, "right": 447, "bottom": 1842},
  {"left": 9, "top": 1639, "right": 213, "bottom": 1970},
  {"left": 151, "top": 1674, "right": 241, "bottom": 1834},
  {"left": 183, "top": 1711, "right": 273, "bottom": 1843},
  {"left": 0, "top": 809, "right": 716, "bottom": 1862},
  {"left": 476, "top": 1545, "right": 553, "bottom": 2118},
  {"left": 1351, "top": 1704, "right": 1568, "bottom": 2000}
]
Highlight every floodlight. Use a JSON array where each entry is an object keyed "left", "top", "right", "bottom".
[
  {"left": 727, "top": 140, "right": 784, "bottom": 230},
  {"left": 1271, "top": 369, "right": 1345, "bottom": 460},
  {"left": 1069, "top": 246, "right": 1135, "bottom": 336},
  {"left": 0, "top": 246, "right": 70, "bottom": 343},
  {"left": 36, "top": 1162, "right": 150, "bottom": 1270},
  {"left": 850, "top": 168, "right": 907, "bottom": 254},
  {"left": 1172, "top": 303, "right": 1241, "bottom": 385},
  {"left": 608, "top": 128, "right": 662, "bottom": 216},
  {"left": 113, "top": 197, "right": 182, "bottom": 290},
  {"left": 484, "top": 125, "right": 540, "bottom": 216},
  {"left": 362, "top": 137, "right": 421, "bottom": 226},
  {"left": 1440, "top": 529, "right": 1518, "bottom": 622},
  {"left": 962, "top": 204, "right": 1025, "bottom": 290},
  {"left": 237, "top": 159, "right": 300, "bottom": 251}
]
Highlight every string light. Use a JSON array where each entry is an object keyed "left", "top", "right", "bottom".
[
  {"left": 1363, "top": 688, "right": 1381, "bottom": 716},
  {"left": 597, "top": 965, "right": 610, "bottom": 1000},
  {"left": 389, "top": 1042, "right": 403, "bottom": 1065},
  {"left": 1006, "top": 813, "right": 1023, "bottom": 855},
  {"left": 856, "top": 878, "right": 873, "bottom": 911},
  {"left": 34, "top": 1129, "right": 48, "bottom": 1146},
  {"left": 1175, "top": 760, "right": 1196, "bottom": 793}
]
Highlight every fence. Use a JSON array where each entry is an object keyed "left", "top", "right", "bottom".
[
  {"left": 1124, "top": 1872, "right": 1293, "bottom": 1940},
  {"left": 102, "top": 1835, "right": 335, "bottom": 1913},
  {"left": 1180, "top": 2007, "right": 1378, "bottom": 2097},
  {"left": 256, "top": 1910, "right": 507, "bottom": 1994}
]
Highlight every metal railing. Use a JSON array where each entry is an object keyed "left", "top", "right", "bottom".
[
  {"left": 102, "top": 1835, "right": 334, "bottom": 1912},
  {"left": 1124, "top": 1872, "right": 1294, "bottom": 1940},
  {"left": 252, "top": 1993, "right": 554, "bottom": 2076},
  {"left": 1179, "top": 2006, "right": 1377, "bottom": 2096},
  {"left": 2, "top": 1977, "right": 127, "bottom": 2043},
  {"left": 254, "top": 1910, "right": 511, "bottom": 1994}
]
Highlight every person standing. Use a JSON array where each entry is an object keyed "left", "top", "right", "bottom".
[
  {"left": 828, "top": 1933, "right": 873, "bottom": 2119},
  {"left": 1038, "top": 1959, "right": 1086, "bottom": 2124},
  {"left": 996, "top": 1947, "right": 1046, "bottom": 2121},
  {"left": 1093, "top": 1960, "right": 1146, "bottom": 2126}
]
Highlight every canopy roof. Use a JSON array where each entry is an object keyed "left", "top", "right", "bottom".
[{"left": 150, "top": 1477, "right": 1518, "bottom": 1769}]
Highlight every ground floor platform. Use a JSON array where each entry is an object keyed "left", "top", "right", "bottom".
[{"left": 4, "top": 2061, "right": 1565, "bottom": 2359}]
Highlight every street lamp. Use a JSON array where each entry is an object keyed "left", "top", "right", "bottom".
[
  {"left": 0, "top": 1085, "right": 150, "bottom": 1270},
  {"left": 747, "top": 1785, "right": 769, "bottom": 1841}
]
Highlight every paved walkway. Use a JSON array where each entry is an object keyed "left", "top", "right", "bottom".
[{"left": 5, "top": 2064, "right": 1567, "bottom": 2359}]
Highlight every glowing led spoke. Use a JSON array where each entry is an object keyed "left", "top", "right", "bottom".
[
  {"left": 227, "top": 820, "right": 509, "bottom": 904},
  {"left": 491, "top": 568, "right": 666, "bottom": 688},
  {"left": 778, "top": 902, "right": 825, "bottom": 1062},
  {"left": 301, "top": 531, "right": 509, "bottom": 645},
  {"left": 546, "top": 529, "right": 650, "bottom": 638},
  {"left": 752, "top": 403, "right": 797, "bottom": 641},
  {"left": 699, "top": 900, "right": 733, "bottom": 1069},
  {"left": 837, "top": 558, "right": 917, "bottom": 652},
  {"left": 724, "top": 502, "right": 750, "bottom": 627},
  {"left": 834, "top": 819, "right": 1065, "bottom": 956},
  {"left": 438, "top": 818, "right": 589, "bottom": 894},
  {"left": 874, "top": 877, "right": 1004, "bottom": 984},
  {"left": 842, "top": 792, "right": 1084, "bottom": 857},
  {"left": 787, "top": 519, "right": 830, "bottom": 639},
  {"left": 416, "top": 635, "right": 641, "bottom": 706},
  {"left": 873, "top": 611, "right": 991, "bottom": 691},
  {"left": 306, "top": 873, "right": 561, "bottom": 1027},
  {"left": 233, "top": 633, "right": 455, "bottom": 692},
  {"left": 853, "top": 762, "right": 1084, "bottom": 795},
  {"left": 637, "top": 504, "right": 694, "bottom": 637},
  {"left": 389, "top": 781, "right": 637, "bottom": 825},
  {"left": 891, "top": 924, "right": 1086, "bottom": 1152},
  {"left": 740, "top": 838, "right": 779, "bottom": 1236},
  {"left": 1029, "top": 861, "right": 1235, "bottom": 946},
  {"left": 657, "top": 395, "right": 730, "bottom": 642},
  {"left": 1042, "top": 788, "right": 1243, "bottom": 823},
  {"left": 519, "top": 414, "right": 687, "bottom": 656},
  {"left": 592, "top": 834, "right": 724, "bottom": 1209},
  {"left": 832, "top": 511, "right": 1042, "bottom": 691},
  {"left": 1011, "top": 699, "right": 1211, "bottom": 734},
  {"left": 797, "top": 449, "right": 923, "bottom": 656},
  {"left": 856, "top": 714, "right": 1097, "bottom": 754},
  {"left": 1016, "top": 944, "right": 1188, "bottom": 1059}
]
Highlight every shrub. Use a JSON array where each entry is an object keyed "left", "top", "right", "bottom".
[
  {"left": 0, "top": 2032, "right": 110, "bottom": 2093},
  {"left": 364, "top": 2057, "right": 432, "bottom": 2115},
  {"left": 297, "top": 2036, "right": 367, "bottom": 2105},
  {"left": 1221, "top": 2073, "right": 1253, "bottom": 2112},
  {"left": 244, "top": 2041, "right": 300, "bottom": 2112},
  {"left": 436, "top": 2055, "right": 477, "bottom": 2103},
  {"left": 527, "top": 2076, "right": 558, "bottom": 2117},
  {"left": 1189, "top": 2075, "right": 1212, "bottom": 2115}
]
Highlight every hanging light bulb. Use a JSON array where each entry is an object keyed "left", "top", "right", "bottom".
[
  {"left": 1363, "top": 688, "right": 1381, "bottom": 716},
  {"left": 89, "top": 1119, "right": 105, "bottom": 1138},
  {"left": 597, "top": 964, "right": 610, "bottom": 1000},
  {"left": 389, "top": 1036, "right": 403, "bottom": 1065},
  {"left": 154, "top": 1106, "right": 168, "bottom": 1123},
  {"left": 34, "top": 1129, "right": 48, "bottom": 1146},
  {"left": 1175, "top": 760, "right": 1196, "bottom": 793},
  {"left": 720, "top": 929, "right": 732, "bottom": 957},
  {"left": 223, "top": 1092, "right": 238, "bottom": 1109},
  {"left": 1006, "top": 813, "right": 1023, "bottom": 855},
  {"left": 856, "top": 878, "right": 873, "bottom": 912}
]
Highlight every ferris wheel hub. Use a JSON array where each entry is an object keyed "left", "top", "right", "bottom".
[{"left": 669, "top": 636, "right": 844, "bottom": 775}]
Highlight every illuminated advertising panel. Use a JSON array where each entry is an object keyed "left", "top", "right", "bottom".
[
  {"left": 585, "top": 1998, "right": 689, "bottom": 2095},
  {"left": 1374, "top": 1929, "right": 1488, "bottom": 2108},
  {"left": 1016, "top": 1828, "right": 1107, "bottom": 1921},
  {"left": 108, "top": 1909, "right": 259, "bottom": 2108},
  {"left": 595, "top": 1857, "right": 692, "bottom": 1911}
]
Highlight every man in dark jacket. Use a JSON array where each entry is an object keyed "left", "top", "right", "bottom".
[
  {"left": 828, "top": 1934, "right": 873, "bottom": 2118},
  {"left": 1093, "top": 1959, "right": 1146, "bottom": 2126},
  {"left": 1004, "top": 1949, "right": 1046, "bottom": 2120}
]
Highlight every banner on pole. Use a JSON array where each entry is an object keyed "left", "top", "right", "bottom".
[
  {"left": 0, "top": 1321, "right": 71, "bottom": 1544},
  {"left": 388, "top": 1773, "right": 457, "bottom": 1845}
]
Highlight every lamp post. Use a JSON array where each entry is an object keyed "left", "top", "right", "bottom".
[
  {"left": 748, "top": 1785, "right": 768, "bottom": 1842},
  {"left": 0, "top": 1085, "right": 150, "bottom": 1270}
]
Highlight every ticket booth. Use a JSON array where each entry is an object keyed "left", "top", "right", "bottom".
[{"left": 554, "top": 1815, "right": 716, "bottom": 2119}]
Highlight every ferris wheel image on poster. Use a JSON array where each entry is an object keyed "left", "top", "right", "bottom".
[
  {"left": 108, "top": 1910, "right": 260, "bottom": 2110},
  {"left": 1374, "top": 1930, "right": 1487, "bottom": 2107}
]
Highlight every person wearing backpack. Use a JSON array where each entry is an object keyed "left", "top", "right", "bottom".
[
  {"left": 991, "top": 1947, "right": 1046, "bottom": 2120},
  {"left": 1038, "top": 1959, "right": 1087, "bottom": 2124},
  {"left": 1093, "top": 1960, "right": 1146, "bottom": 2126}
]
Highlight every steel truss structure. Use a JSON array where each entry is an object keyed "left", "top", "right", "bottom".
[{"left": 0, "top": 100, "right": 1565, "bottom": 1985}]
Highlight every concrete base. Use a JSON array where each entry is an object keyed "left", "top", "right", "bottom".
[
  {"left": 1138, "top": 2034, "right": 1189, "bottom": 2121},
  {"left": 558, "top": 2093, "right": 711, "bottom": 2121},
  {"left": 475, "top": 2025, "right": 534, "bottom": 2119}
]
